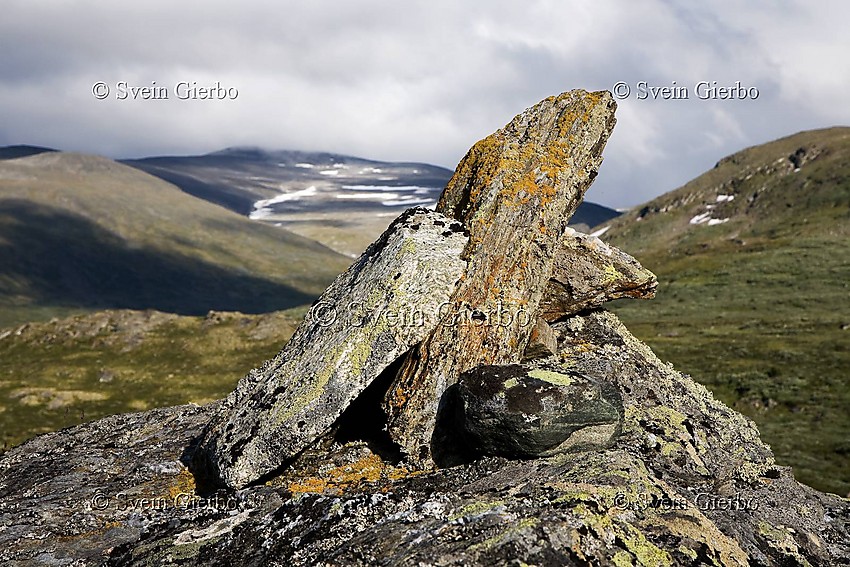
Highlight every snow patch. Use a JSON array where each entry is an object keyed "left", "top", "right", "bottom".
[
  {"left": 341, "top": 184, "right": 433, "bottom": 193},
  {"left": 716, "top": 194, "right": 735, "bottom": 203},
  {"left": 336, "top": 193, "right": 398, "bottom": 200},
  {"left": 256, "top": 186, "right": 317, "bottom": 206},
  {"left": 707, "top": 218, "right": 730, "bottom": 226},
  {"left": 294, "top": 163, "right": 314, "bottom": 169},
  {"left": 590, "top": 226, "right": 610, "bottom": 238},
  {"left": 689, "top": 212, "right": 712, "bottom": 225},
  {"left": 319, "top": 170, "right": 339, "bottom": 176},
  {"left": 249, "top": 186, "right": 318, "bottom": 219},
  {"left": 382, "top": 198, "right": 435, "bottom": 207}
]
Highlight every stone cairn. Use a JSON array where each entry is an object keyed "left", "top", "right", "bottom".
[
  {"left": 194, "top": 90, "right": 657, "bottom": 489},
  {"left": 3, "top": 91, "right": 847, "bottom": 565}
]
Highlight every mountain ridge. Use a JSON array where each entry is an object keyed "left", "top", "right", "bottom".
[
  {"left": 0, "top": 150, "right": 351, "bottom": 327},
  {"left": 121, "top": 147, "right": 621, "bottom": 255}
]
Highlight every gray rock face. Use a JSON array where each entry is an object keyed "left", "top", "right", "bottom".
[
  {"left": 0, "top": 403, "right": 219, "bottom": 565},
  {"left": 2, "top": 311, "right": 847, "bottom": 566},
  {"left": 195, "top": 207, "right": 468, "bottom": 488},
  {"left": 451, "top": 363, "right": 622, "bottom": 457}
]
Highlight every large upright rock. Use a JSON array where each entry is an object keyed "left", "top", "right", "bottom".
[
  {"left": 383, "top": 90, "right": 617, "bottom": 462},
  {"left": 196, "top": 208, "right": 468, "bottom": 488}
]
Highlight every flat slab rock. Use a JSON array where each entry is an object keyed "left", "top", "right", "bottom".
[
  {"left": 196, "top": 208, "right": 468, "bottom": 488},
  {"left": 540, "top": 227, "right": 657, "bottom": 321}
]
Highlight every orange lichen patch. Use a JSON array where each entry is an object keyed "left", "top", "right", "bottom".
[
  {"left": 287, "top": 454, "right": 423, "bottom": 495},
  {"left": 388, "top": 383, "right": 409, "bottom": 410},
  {"left": 439, "top": 133, "right": 506, "bottom": 218},
  {"left": 168, "top": 467, "right": 197, "bottom": 500}
]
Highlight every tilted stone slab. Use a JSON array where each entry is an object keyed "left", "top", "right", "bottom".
[
  {"left": 195, "top": 208, "right": 468, "bottom": 488},
  {"left": 383, "top": 90, "right": 618, "bottom": 463},
  {"left": 539, "top": 227, "right": 657, "bottom": 322}
]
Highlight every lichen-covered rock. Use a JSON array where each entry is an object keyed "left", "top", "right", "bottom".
[
  {"left": 384, "top": 90, "right": 618, "bottom": 464},
  {"left": 0, "top": 403, "right": 221, "bottom": 565},
  {"left": 450, "top": 363, "right": 622, "bottom": 457},
  {"left": 540, "top": 227, "right": 657, "bottom": 321},
  {"left": 521, "top": 317, "right": 559, "bottom": 360},
  {"left": 195, "top": 207, "right": 468, "bottom": 488},
  {"left": 3, "top": 311, "right": 847, "bottom": 566}
]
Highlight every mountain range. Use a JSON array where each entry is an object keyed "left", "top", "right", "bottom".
[
  {"left": 0, "top": 149, "right": 351, "bottom": 327},
  {"left": 123, "top": 148, "right": 620, "bottom": 256}
]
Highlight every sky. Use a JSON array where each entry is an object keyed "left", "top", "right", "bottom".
[{"left": 1, "top": 0, "right": 848, "bottom": 209}]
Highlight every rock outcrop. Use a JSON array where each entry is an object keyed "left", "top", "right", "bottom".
[
  {"left": 1, "top": 90, "right": 848, "bottom": 565},
  {"left": 195, "top": 208, "right": 468, "bottom": 488}
]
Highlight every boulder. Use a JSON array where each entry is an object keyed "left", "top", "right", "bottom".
[
  {"left": 450, "top": 363, "right": 622, "bottom": 458},
  {"left": 540, "top": 227, "right": 657, "bottom": 321}
]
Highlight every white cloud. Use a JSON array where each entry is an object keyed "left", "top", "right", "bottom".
[{"left": 1, "top": 0, "right": 848, "bottom": 208}]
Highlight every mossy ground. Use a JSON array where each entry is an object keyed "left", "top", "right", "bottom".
[{"left": 0, "top": 308, "right": 303, "bottom": 451}]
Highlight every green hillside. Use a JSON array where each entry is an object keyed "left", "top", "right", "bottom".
[
  {"left": 0, "top": 151, "right": 352, "bottom": 327},
  {"left": 0, "top": 308, "right": 302, "bottom": 451},
  {"left": 601, "top": 127, "right": 850, "bottom": 495}
]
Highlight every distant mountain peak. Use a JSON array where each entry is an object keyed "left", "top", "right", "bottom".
[{"left": 0, "top": 145, "right": 58, "bottom": 161}]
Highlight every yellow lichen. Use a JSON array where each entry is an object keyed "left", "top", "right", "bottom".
[
  {"left": 286, "top": 454, "right": 423, "bottom": 495},
  {"left": 167, "top": 467, "right": 197, "bottom": 500},
  {"left": 528, "top": 369, "right": 573, "bottom": 386}
]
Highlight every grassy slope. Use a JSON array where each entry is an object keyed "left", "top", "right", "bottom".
[
  {"left": 0, "top": 308, "right": 304, "bottom": 450},
  {"left": 601, "top": 127, "right": 850, "bottom": 495},
  {"left": 0, "top": 152, "right": 352, "bottom": 327}
]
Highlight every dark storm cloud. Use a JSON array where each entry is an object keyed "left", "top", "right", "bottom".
[{"left": 1, "top": 0, "right": 848, "bottom": 208}]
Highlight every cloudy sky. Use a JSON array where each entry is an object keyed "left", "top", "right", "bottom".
[{"left": 1, "top": 0, "right": 848, "bottom": 208}]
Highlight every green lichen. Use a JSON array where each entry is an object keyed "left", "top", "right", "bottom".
[
  {"left": 272, "top": 238, "right": 417, "bottom": 426},
  {"left": 503, "top": 377, "right": 519, "bottom": 389},
  {"left": 603, "top": 264, "right": 621, "bottom": 286},
  {"left": 758, "top": 521, "right": 813, "bottom": 566},
  {"left": 678, "top": 546, "right": 699, "bottom": 561},
  {"left": 450, "top": 499, "right": 506, "bottom": 521},
  {"left": 616, "top": 523, "right": 674, "bottom": 567},
  {"left": 527, "top": 369, "right": 573, "bottom": 387},
  {"left": 468, "top": 517, "right": 539, "bottom": 552}
]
